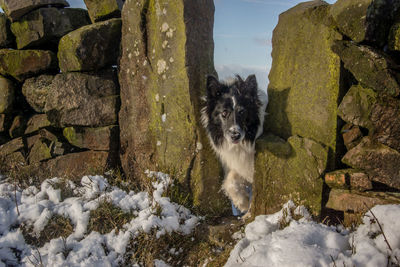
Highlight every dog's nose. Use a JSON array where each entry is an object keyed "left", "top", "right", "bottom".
[{"left": 229, "top": 129, "right": 241, "bottom": 141}]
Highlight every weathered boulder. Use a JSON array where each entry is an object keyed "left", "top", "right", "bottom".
[
  {"left": 119, "top": 0, "right": 227, "bottom": 214},
  {"left": 0, "top": 76, "right": 14, "bottom": 113},
  {"left": 22, "top": 75, "right": 54, "bottom": 113},
  {"left": 330, "top": 0, "right": 400, "bottom": 46},
  {"left": 0, "top": 13, "right": 14, "bottom": 48},
  {"left": 326, "top": 189, "right": 400, "bottom": 214},
  {"left": 44, "top": 70, "right": 119, "bottom": 127},
  {"left": 343, "top": 137, "right": 400, "bottom": 190},
  {"left": 338, "top": 84, "right": 377, "bottom": 130},
  {"left": 11, "top": 7, "right": 90, "bottom": 49},
  {"left": 0, "top": 49, "right": 57, "bottom": 82},
  {"left": 266, "top": 1, "right": 342, "bottom": 156},
  {"left": 25, "top": 114, "right": 51, "bottom": 134},
  {"left": 83, "top": 0, "right": 121, "bottom": 23},
  {"left": 63, "top": 125, "right": 118, "bottom": 151},
  {"left": 58, "top": 18, "right": 121, "bottom": 72},
  {"left": 9, "top": 115, "right": 26, "bottom": 138},
  {"left": 388, "top": 22, "right": 400, "bottom": 51},
  {"left": 253, "top": 134, "right": 328, "bottom": 216},
  {"left": 325, "top": 169, "right": 372, "bottom": 191},
  {"left": 332, "top": 41, "right": 400, "bottom": 97},
  {"left": 0, "top": 0, "right": 69, "bottom": 21}
]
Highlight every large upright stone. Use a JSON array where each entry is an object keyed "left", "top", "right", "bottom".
[
  {"left": 11, "top": 8, "right": 90, "bottom": 49},
  {"left": 266, "top": 1, "right": 342, "bottom": 155},
  {"left": 332, "top": 41, "right": 400, "bottom": 97},
  {"left": 84, "top": 0, "right": 121, "bottom": 23},
  {"left": 0, "top": 13, "right": 14, "bottom": 48},
  {"left": 44, "top": 70, "right": 119, "bottom": 127},
  {"left": 330, "top": 0, "right": 400, "bottom": 47},
  {"left": 58, "top": 18, "right": 121, "bottom": 72},
  {"left": 119, "top": 0, "right": 227, "bottom": 215},
  {"left": 253, "top": 134, "right": 328, "bottom": 216},
  {"left": 0, "top": 49, "right": 57, "bottom": 82},
  {"left": 0, "top": 76, "right": 14, "bottom": 113},
  {"left": 0, "top": 0, "right": 69, "bottom": 21}
]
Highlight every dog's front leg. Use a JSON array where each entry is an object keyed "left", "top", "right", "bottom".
[{"left": 222, "top": 170, "right": 250, "bottom": 213}]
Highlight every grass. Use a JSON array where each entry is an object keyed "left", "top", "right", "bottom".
[{"left": 87, "top": 199, "right": 135, "bottom": 235}]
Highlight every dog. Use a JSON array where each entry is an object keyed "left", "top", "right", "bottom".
[{"left": 201, "top": 74, "right": 267, "bottom": 216}]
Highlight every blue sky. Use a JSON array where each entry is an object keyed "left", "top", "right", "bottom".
[{"left": 58, "top": 0, "right": 337, "bottom": 90}]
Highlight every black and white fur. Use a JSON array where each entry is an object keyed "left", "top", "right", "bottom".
[{"left": 201, "top": 75, "right": 267, "bottom": 215}]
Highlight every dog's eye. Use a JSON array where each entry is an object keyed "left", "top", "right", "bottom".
[{"left": 221, "top": 110, "right": 228, "bottom": 118}]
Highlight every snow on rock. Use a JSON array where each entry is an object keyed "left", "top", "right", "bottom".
[
  {"left": 0, "top": 171, "right": 199, "bottom": 266},
  {"left": 226, "top": 202, "right": 400, "bottom": 267}
]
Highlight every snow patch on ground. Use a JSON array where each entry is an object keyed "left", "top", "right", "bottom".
[
  {"left": 226, "top": 201, "right": 400, "bottom": 267},
  {"left": 0, "top": 171, "right": 198, "bottom": 266}
]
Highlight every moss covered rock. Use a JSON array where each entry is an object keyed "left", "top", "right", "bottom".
[
  {"left": 332, "top": 40, "right": 400, "bottom": 97},
  {"left": 44, "top": 70, "right": 119, "bottom": 127},
  {"left": 119, "top": 0, "right": 228, "bottom": 215},
  {"left": 0, "top": 0, "right": 69, "bottom": 21},
  {"left": 58, "top": 18, "right": 121, "bottom": 72},
  {"left": 266, "top": 1, "right": 342, "bottom": 157},
  {"left": 0, "top": 13, "right": 14, "bottom": 48},
  {"left": 11, "top": 7, "right": 90, "bottom": 49},
  {"left": 0, "top": 76, "right": 14, "bottom": 113},
  {"left": 338, "top": 84, "right": 377, "bottom": 130},
  {"left": 0, "top": 49, "right": 57, "bottom": 82},
  {"left": 252, "top": 134, "right": 328, "bottom": 217},
  {"left": 330, "top": 0, "right": 400, "bottom": 46},
  {"left": 83, "top": 0, "right": 121, "bottom": 23},
  {"left": 342, "top": 137, "right": 400, "bottom": 190},
  {"left": 22, "top": 75, "right": 54, "bottom": 113},
  {"left": 28, "top": 138, "right": 52, "bottom": 163},
  {"left": 389, "top": 23, "right": 400, "bottom": 51},
  {"left": 63, "top": 125, "right": 118, "bottom": 151}
]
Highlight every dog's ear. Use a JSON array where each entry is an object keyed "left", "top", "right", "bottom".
[
  {"left": 206, "top": 75, "right": 221, "bottom": 98},
  {"left": 244, "top": 75, "right": 258, "bottom": 98}
]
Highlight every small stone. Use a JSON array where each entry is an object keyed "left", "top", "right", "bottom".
[
  {"left": 83, "top": 0, "right": 122, "bottom": 23},
  {"left": 28, "top": 138, "right": 52, "bottom": 163},
  {"left": 0, "top": 137, "right": 24, "bottom": 156},
  {"left": 325, "top": 169, "right": 372, "bottom": 191},
  {"left": 0, "top": 0, "right": 69, "bottom": 21},
  {"left": 341, "top": 124, "right": 363, "bottom": 150},
  {"left": 22, "top": 75, "right": 54, "bottom": 113},
  {"left": 9, "top": 115, "right": 26, "bottom": 138},
  {"left": 25, "top": 114, "right": 51, "bottom": 135}
]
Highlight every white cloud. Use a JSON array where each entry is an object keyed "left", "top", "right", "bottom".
[
  {"left": 68, "top": 0, "right": 87, "bottom": 8},
  {"left": 215, "top": 64, "right": 269, "bottom": 92}
]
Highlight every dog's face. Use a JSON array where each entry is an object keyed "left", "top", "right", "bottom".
[{"left": 205, "top": 75, "right": 260, "bottom": 147}]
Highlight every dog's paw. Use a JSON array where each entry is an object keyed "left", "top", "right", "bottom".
[{"left": 240, "top": 211, "right": 251, "bottom": 221}]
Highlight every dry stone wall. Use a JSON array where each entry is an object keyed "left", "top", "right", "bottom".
[
  {"left": 255, "top": 0, "right": 400, "bottom": 225},
  {"left": 0, "top": 0, "right": 123, "bottom": 180}
]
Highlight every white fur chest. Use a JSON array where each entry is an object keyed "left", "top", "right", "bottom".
[{"left": 216, "top": 141, "right": 255, "bottom": 182}]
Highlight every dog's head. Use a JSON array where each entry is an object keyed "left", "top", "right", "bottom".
[{"left": 203, "top": 74, "right": 261, "bottom": 147}]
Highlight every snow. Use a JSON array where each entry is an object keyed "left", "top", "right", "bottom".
[
  {"left": 226, "top": 201, "right": 400, "bottom": 267},
  {"left": 1, "top": 171, "right": 400, "bottom": 267},
  {"left": 0, "top": 171, "right": 199, "bottom": 266}
]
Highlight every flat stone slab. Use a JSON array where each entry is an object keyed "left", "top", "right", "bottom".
[
  {"left": 0, "top": 0, "right": 69, "bottom": 21},
  {"left": 326, "top": 189, "right": 400, "bottom": 214},
  {"left": 0, "top": 49, "right": 57, "bottom": 82},
  {"left": 25, "top": 114, "right": 51, "bottom": 134},
  {"left": 63, "top": 125, "right": 118, "bottom": 151}
]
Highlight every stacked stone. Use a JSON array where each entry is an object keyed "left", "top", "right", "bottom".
[
  {"left": 0, "top": 0, "right": 124, "bottom": 180},
  {"left": 254, "top": 0, "right": 400, "bottom": 224}
]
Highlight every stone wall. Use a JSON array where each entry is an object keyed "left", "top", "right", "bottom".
[
  {"left": 254, "top": 0, "right": 400, "bottom": 224},
  {"left": 0, "top": 0, "right": 123, "bottom": 181}
]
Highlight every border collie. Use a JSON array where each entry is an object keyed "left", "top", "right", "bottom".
[{"left": 201, "top": 75, "right": 267, "bottom": 216}]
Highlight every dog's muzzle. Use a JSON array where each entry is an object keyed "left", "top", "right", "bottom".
[{"left": 229, "top": 127, "right": 243, "bottom": 144}]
